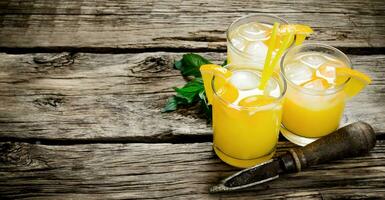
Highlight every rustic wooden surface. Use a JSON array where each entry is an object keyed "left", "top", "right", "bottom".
[
  {"left": 0, "top": 53, "right": 384, "bottom": 142},
  {"left": 1, "top": 141, "right": 385, "bottom": 199},
  {"left": 0, "top": 0, "right": 384, "bottom": 199},
  {"left": 0, "top": 0, "right": 384, "bottom": 52}
]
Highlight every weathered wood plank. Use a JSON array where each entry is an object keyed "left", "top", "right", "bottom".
[
  {"left": 0, "top": 0, "right": 384, "bottom": 50},
  {"left": 0, "top": 52, "right": 384, "bottom": 141},
  {"left": 0, "top": 141, "right": 384, "bottom": 199}
]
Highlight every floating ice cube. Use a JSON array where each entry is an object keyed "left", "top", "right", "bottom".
[
  {"left": 230, "top": 35, "right": 247, "bottom": 51},
  {"left": 300, "top": 53, "right": 328, "bottom": 69},
  {"left": 285, "top": 62, "right": 314, "bottom": 85},
  {"left": 302, "top": 78, "right": 330, "bottom": 91},
  {"left": 245, "top": 41, "right": 268, "bottom": 58},
  {"left": 230, "top": 70, "right": 260, "bottom": 90},
  {"left": 238, "top": 23, "right": 269, "bottom": 41},
  {"left": 316, "top": 65, "right": 336, "bottom": 84},
  {"left": 316, "top": 60, "right": 347, "bottom": 84}
]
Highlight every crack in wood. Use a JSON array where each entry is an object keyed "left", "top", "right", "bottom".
[
  {"left": 0, "top": 132, "right": 383, "bottom": 146},
  {"left": 0, "top": 134, "right": 214, "bottom": 145},
  {"left": 1, "top": 46, "right": 384, "bottom": 55},
  {"left": 153, "top": 36, "right": 225, "bottom": 43}
]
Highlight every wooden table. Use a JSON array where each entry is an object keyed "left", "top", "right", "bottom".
[{"left": 0, "top": 0, "right": 384, "bottom": 199}]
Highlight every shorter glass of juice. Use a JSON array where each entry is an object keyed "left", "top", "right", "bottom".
[
  {"left": 202, "top": 64, "right": 286, "bottom": 168},
  {"left": 280, "top": 43, "right": 354, "bottom": 146},
  {"left": 227, "top": 14, "right": 288, "bottom": 68}
]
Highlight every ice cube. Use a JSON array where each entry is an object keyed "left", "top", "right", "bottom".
[
  {"left": 238, "top": 23, "right": 269, "bottom": 41},
  {"left": 316, "top": 60, "right": 347, "bottom": 84},
  {"left": 300, "top": 53, "right": 327, "bottom": 69},
  {"left": 230, "top": 70, "right": 260, "bottom": 90},
  {"left": 302, "top": 78, "right": 330, "bottom": 91},
  {"left": 245, "top": 41, "right": 268, "bottom": 57},
  {"left": 285, "top": 62, "right": 314, "bottom": 85},
  {"left": 316, "top": 65, "right": 336, "bottom": 83},
  {"left": 230, "top": 35, "right": 247, "bottom": 51}
]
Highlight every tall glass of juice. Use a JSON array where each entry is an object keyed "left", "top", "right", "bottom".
[{"left": 200, "top": 64, "right": 286, "bottom": 168}]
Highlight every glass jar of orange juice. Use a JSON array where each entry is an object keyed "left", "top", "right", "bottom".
[
  {"left": 280, "top": 43, "right": 371, "bottom": 146},
  {"left": 200, "top": 64, "right": 286, "bottom": 168}
]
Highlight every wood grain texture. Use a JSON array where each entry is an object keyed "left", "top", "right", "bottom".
[
  {"left": 0, "top": 1, "right": 384, "bottom": 199},
  {"left": 0, "top": 52, "right": 384, "bottom": 141},
  {"left": 0, "top": 141, "right": 384, "bottom": 199},
  {"left": 0, "top": 0, "right": 384, "bottom": 51}
]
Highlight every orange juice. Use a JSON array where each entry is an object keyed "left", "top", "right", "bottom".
[
  {"left": 280, "top": 44, "right": 371, "bottom": 146},
  {"left": 201, "top": 64, "right": 286, "bottom": 168},
  {"left": 282, "top": 93, "right": 345, "bottom": 138}
]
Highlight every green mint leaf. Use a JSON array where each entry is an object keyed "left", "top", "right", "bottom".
[
  {"left": 198, "top": 90, "right": 212, "bottom": 119},
  {"left": 162, "top": 96, "right": 178, "bottom": 112},
  {"left": 221, "top": 59, "right": 228, "bottom": 66},
  {"left": 162, "top": 96, "right": 188, "bottom": 113},
  {"left": 176, "top": 53, "right": 211, "bottom": 77},
  {"left": 163, "top": 53, "right": 215, "bottom": 117},
  {"left": 198, "top": 89, "right": 206, "bottom": 100},
  {"left": 174, "top": 60, "right": 183, "bottom": 70},
  {"left": 174, "top": 78, "right": 204, "bottom": 104}
]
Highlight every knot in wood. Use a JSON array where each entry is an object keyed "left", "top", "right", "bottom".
[
  {"left": 0, "top": 142, "right": 32, "bottom": 166},
  {"left": 33, "top": 97, "right": 64, "bottom": 109},
  {"left": 337, "top": 33, "right": 348, "bottom": 40},
  {"left": 144, "top": 56, "right": 168, "bottom": 66},
  {"left": 33, "top": 52, "right": 75, "bottom": 69},
  {"left": 136, "top": 55, "right": 170, "bottom": 73}
]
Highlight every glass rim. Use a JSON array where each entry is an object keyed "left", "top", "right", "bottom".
[
  {"left": 280, "top": 43, "right": 353, "bottom": 96},
  {"left": 211, "top": 64, "right": 287, "bottom": 110},
  {"left": 226, "top": 14, "right": 289, "bottom": 58}
]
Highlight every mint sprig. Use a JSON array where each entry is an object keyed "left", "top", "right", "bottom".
[
  {"left": 174, "top": 78, "right": 204, "bottom": 103},
  {"left": 162, "top": 53, "right": 216, "bottom": 119},
  {"left": 174, "top": 53, "right": 211, "bottom": 77}
]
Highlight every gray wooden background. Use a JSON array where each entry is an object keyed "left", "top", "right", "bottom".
[{"left": 0, "top": 0, "right": 384, "bottom": 199}]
